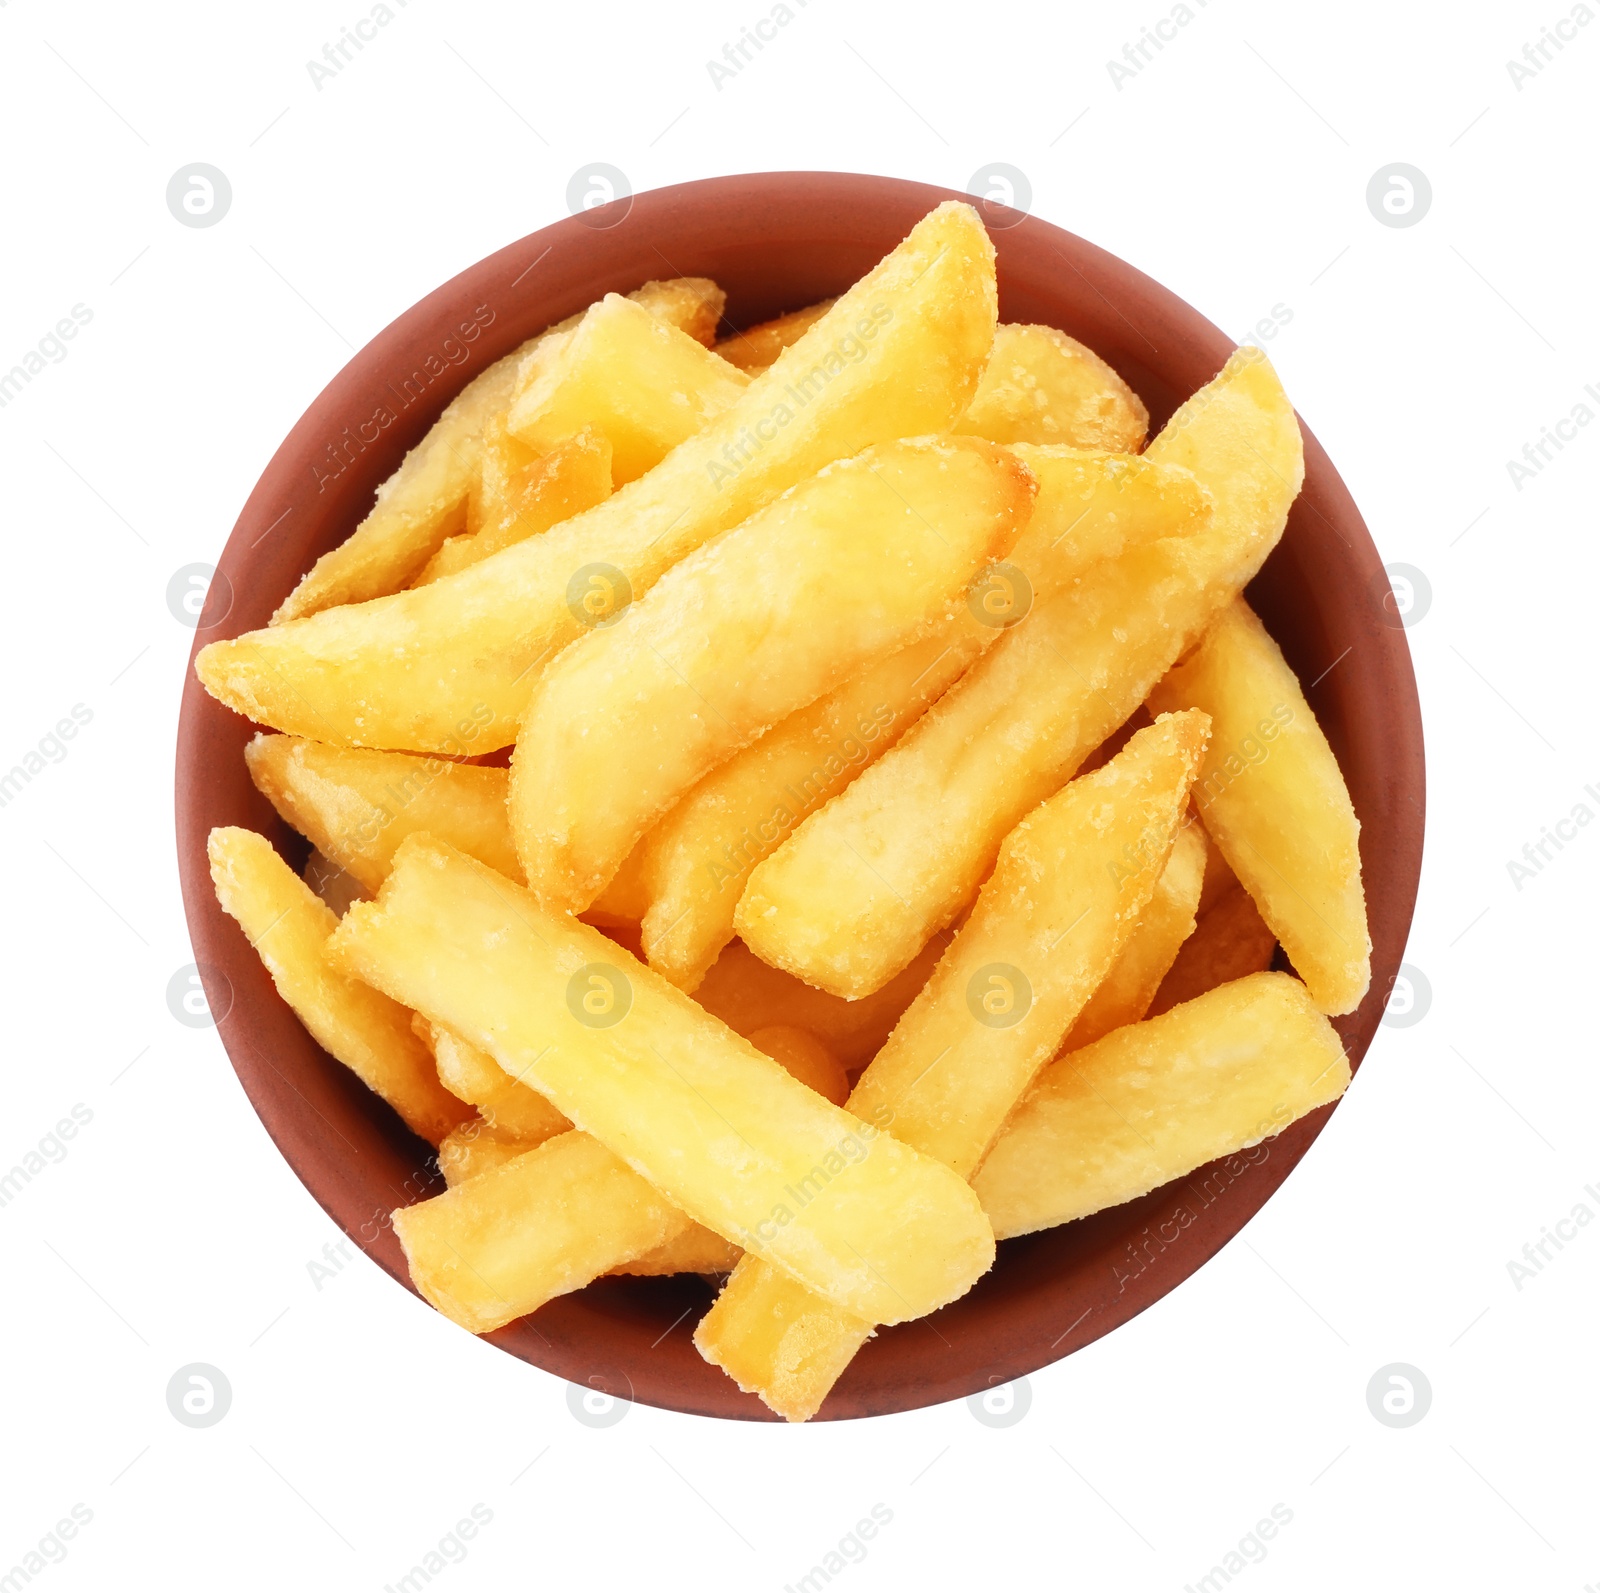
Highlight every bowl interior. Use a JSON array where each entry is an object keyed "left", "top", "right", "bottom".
[{"left": 176, "top": 172, "right": 1424, "bottom": 1421}]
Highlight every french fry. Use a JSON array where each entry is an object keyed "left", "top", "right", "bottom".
[
  {"left": 510, "top": 436, "right": 1035, "bottom": 911},
  {"left": 715, "top": 299, "right": 837, "bottom": 373},
  {"left": 424, "top": 1023, "right": 572, "bottom": 1143},
  {"left": 246, "top": 733, "right": 521, "bottom": 893},
  {"left": 631, "top": 620, "right": 991, "bottom": 988},
  {"left": 207, "top": 826, "right": 469, "bottom": 1144},
  {"left": 1060, "top": 819, "right": 1207, "bottom": 1050},
  {"left": 695, "top": 712, "right": 1209, "bottom": 1420},
  {"left": 1147, "top": 599, "right": 1370, "bottom": 1013},
  {"left": 327, "top": 835, "right": 996, "bottom": 1324},
  {"left": 1149, "top": 875, "right": 1278, "bottom": 1015},
  {"left": 413, "top": 427, "right": 613, "bottom": 585},
  {"left": 431, "top": 1014, "right": 839, "bottom": 1283},
  {"left": 737, "top": 347, "right": 1302, "bottom": 998},
  {"left": 437, "top": 1118, "right": 542, "bottom": 1187},
  {"left": 272, "top": 278, "right": 724, "bottom": 622},
  {"left": 197, "top": 203, "right": 1001, "bottom": 753},
  {"left": 633, "top": 447, "right": 1200, "bottom": 988},
  {"left": 973, "top": 973, "right": 1351, "bottom": 1239},
  {"left": 507, "top": 295, "right": 750, "bottom": 485},
  {"left": 393, "top": 1131, "right": 691, "bottom": 1331},
  {"left": 692, "top": 938, "right": 943, "bottom": 1070},
  {"left": 956, "top": 323, "right": 1148, "bottom": 451}
]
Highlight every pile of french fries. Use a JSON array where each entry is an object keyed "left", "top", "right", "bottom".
[{"left": 198, "top": 202, "right": 1371, "bottom": 1422}]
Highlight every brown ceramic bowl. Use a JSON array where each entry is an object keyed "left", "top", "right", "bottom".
[{"left": 175, "top": 171, "right": 1424, "bottom": 1421}]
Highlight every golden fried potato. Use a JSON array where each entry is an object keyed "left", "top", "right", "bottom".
[
  {"left": 271, "top": 279, "right": 724, "bottom": 622},
  {"left": 1149, "top": 875, "right": 1278, "bottom": 1015},
  {"left": 207, "top": 826, "right": 468, "bottom": 1144},
  {"left": 715, "top": 299, "right": 838, "bottom": 373},
  {"left": 423, "top": 1022, "right": 571, "bottom": 1143},
  {"left": 393, "top": 1131, "right": 691, "bottom": 1331},
  {"left": 197, "top": 203, "right": 1001, "bottom": 753},
  {"left": 631, "top": 619, "right": 987, "bottom": 988},
  {"left": 436, "top": 1117, "right": 541, "bottom": 1187},
  {"left": 956, "top": 323, "right": 1148, "bottom": 451},
  {"left": 1148, "top": 599, "right": 1370, "bottom": 1013},
  {"left": 692, "top": 938, "right": 943, "bottom": 1070},
  {"left": 246, "top": 734, "right": 521, "bottom": 893},
  {"left": 328, "top": 835, "right": 995, "bottom": 1324},
  {"left": 415, "top": 427, "right": 613, "bottom": 585},
  {"left": 507, "top": 295, "right": 749, "bottom": 485},
  {"left": 1061, "top": 819, "right": 1207, "bottom": 1050},
  {"left": 736, "top": 348, "right": 1301, "bottom": 999},
  {"left": 510, "top": 436, "right": 1034, "bottom": 911},
  {"left": 632, "top": 448, "right": 1199, "bottom": 988},
  {"left": 695, "top": 711, "right": 1208, "bottom": 1421},
  {"left": 437, "top": 1118, "right": 739, "bottom": 1278},
  {"left": 1005, "top": 446, "right": 1211, "bottom": 597},
  {"left": 973, "top": 973, "right": 1350, "bottom": 1239}
]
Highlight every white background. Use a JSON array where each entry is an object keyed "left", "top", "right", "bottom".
[{"left": 1, "top": 0, "right": 1596, "bottom": 1587}]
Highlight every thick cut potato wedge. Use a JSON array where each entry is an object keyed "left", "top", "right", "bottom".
[
  {"left": 198, "top": 203, "right": 1000, "bottom": 753},
  {"left": 414, "top": 428, "right": 613, "bottom": 585},
  {"left": 510, "top": 437, "right": 1035, "bottom": 910},
  {"left": 695, "top": 712, "right": 1208, "bottom": 1420},
  {"left": 1148, "top": 600, "right": 1370, "bottom": 1013},
  {"left": 424, "top": 1022, "right": 572, "bottom": 1142},
  {"left": 716, "top": 299, "right": 838, "bottom": 373},
  {"left": 272, "top": 279, "right": 723, "bottom": 622},
  {"left": 246, "top": 734, "right": 520, "bottom": 893},
  {"left": 1149, "top": 874, "right": 1278, "bottom": 1015},
  {"left": 737, "top": 348, "right": 1302, "bottom": 998},
  {"left": 693, "top": 938, "right": 944, "bottom": 1069},
  {"left": 437, "top": 1118, "right": 541, "bottom": 1187},
  {"left": 1061, "top": 819, "right": 1207, "bottom": 1050},
  {"left": 956, "top": 324, "right": 1148, "bottom": 451},
  {"left": 632, "top": 618, "right": 990, "bottom": 989},
  {"left": 207, "top": 826, "right": 469, "bottom": 1144},
  {"left": 393, "top": 1131, "right": 690, "bottom": 1331},
  {"left": 508, "top": 294, "right": 750, "bottom": 485},
  {"left": 973, "top": 973, "right": 1350, "bottom": 1239},
  {"left": 327, "top": 836, "right": 996, "bottom": 1324}
]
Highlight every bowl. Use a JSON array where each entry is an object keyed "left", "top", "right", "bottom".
[{"left": 175, "top": 171, "right": 1425, "bottom": 1421}]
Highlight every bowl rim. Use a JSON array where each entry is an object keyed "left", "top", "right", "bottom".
[{"left": 175, "top": 169, "right": 1425, "bottom": 1422}]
